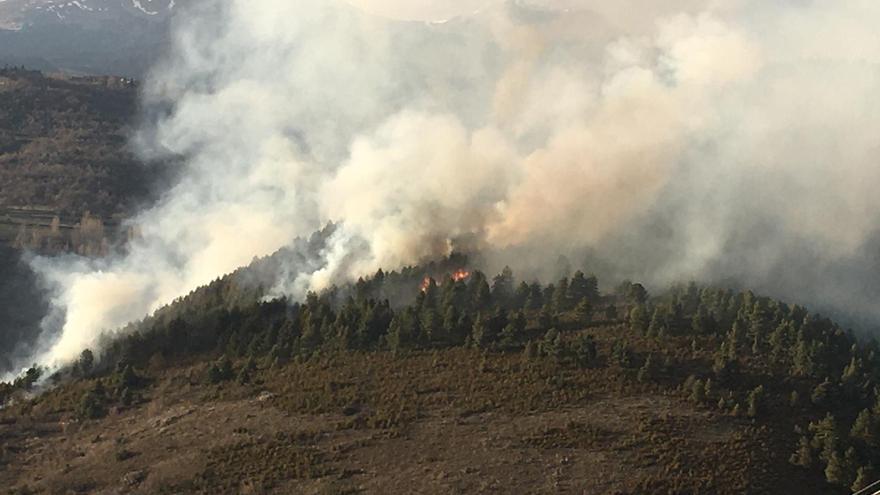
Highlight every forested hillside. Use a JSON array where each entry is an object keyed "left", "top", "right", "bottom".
[
  {"left": 0, "top": 68, "right": 167, "bottom": 376},
  {"left": 2, "top": 249, "right": 878, "bottom": 493},
  {"left": 0, "top": 68, "right": 153, "bottom": 220}
]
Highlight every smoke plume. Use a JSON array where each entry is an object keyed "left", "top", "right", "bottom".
[{"left": 17, "top": 0, "right": 880, "bottom": 372}]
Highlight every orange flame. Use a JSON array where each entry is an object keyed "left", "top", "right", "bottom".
[{"left": 420, "top": 269, "right": 470, "bottom": 292}]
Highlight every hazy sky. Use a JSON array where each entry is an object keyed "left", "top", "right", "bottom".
[
  {"left": 348, "top": 0, "right": 709, "bottom": 28},
  {"left": 346, "top": 0, "right": 497, "bottom": 20}
]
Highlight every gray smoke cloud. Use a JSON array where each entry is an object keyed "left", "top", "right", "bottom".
[{"left": 17, "top": 0, "right": 880, "bottom": 371}]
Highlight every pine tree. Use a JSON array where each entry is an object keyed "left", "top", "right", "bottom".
[
  {"left": 491, "top": 266, "right": 515, "bottom": 308},
  {"left": 842, "top": 356, "right": 861, "bottom": 386},
  {"left": 568, "top": 271, "right": 597, "bottom": 305},
  {"left": 790, "top": 435, "right": 813, "bottom": 468},
  {"left": 470, "top": 272, "right": 492, "bottom": 311},
  {"left": 851, "top": 409, "right": 876, "bottom": 446},
  {"left": 525, "top": 282, "right": 544, "bottom": 310},
  {"left": 750, "top": 333, "right": 761, "bottom": 356},
  {"left": 852, "top": 465, "right": 876, "bottom": 492},
  {"left": 269, "top": 344, "right": 290, "bottom": 368},
  {"left": 843, "top": 447, "right": 860, "bottom": 487},
  {"left": 236, "top": 364, "right": 252, "bottom": 384},
  {"left": 629, "top": 305, "right": 649, "bottom": 334},
  {"left": 747, "top": 301, "right": 770, "bottom": 355},
  {"left": 77, "top": 349, "right": 95, "bottom": 377},
  {"left": 499, "top": 324, "right": 520, "bottom": 350},
  {"left": 812, "top": 378, "right": 832, "bottom": 407},
  {"left": 574, "top": 334, "right": 598, "bottom": 368},
  {"left": 442, "top": 276, "right": 468, "bottom": 310},
  {"left": 523, "top": 341, "right": 539, "bottom": 360},
  {"left": 746, "top": 385, "right": 764, "bottom": 418},
  {"left": 611, "top": 339, "right": 633, "bottom": 367},
  {"left": 726, "top": 320, "right": 745, "bottom": 359},
  {"left": 575, "top": 299, "right": 593, "bottom": 325},
  {"left": 300, "top": 313, "right": 323, "bottom": 351},
  {"left": 647, "top": 307, "right": 666, "bottom": 337},
  {"left": 638, "top": 354, "right": 657, "bottom": 383},
  {"left": 77, "top": 381, "right": 107, "bottom": 420},
  {"left": 539, "top": 304, "right": 557, "bottom": 330},
  {"left": 872, "top": 391, "right": 880, "bottom": 417},
  {"left": 455, "top": 313, "right": 472, "bottom": 347},
  {"left": 442, "top": 306, "right": 460, "bottom": 345},
  {"left": 387, "top": 310, "right": 418, "bottom": 354},
  {"left": 208, "top": 355, "right": 234, "bottom": 384},
  {"left": 792, "top": 338, "right": 816, "bottom": 378},
  {"left": 626, "top": 283, "right": 648, "bottom": 304},
  {"left": 825, "top": 451, "right": 847, "bottom": 486},
  {"left": 514, "top": 281, "right": 531, "bottom": 309},
  {"left": 769, "top": 321, "right": 793, "bottom": 364},
  {"left": 553, "top": 278, "right": 570, "bottom": 313},
  {"left": 421, "top": 278, "right": 439, "bottom": 310},
  {"left": 690, "top": 378, "right": 706, "bottom": 404},
  {"left": 115, "top": 364, "right": 139, "bottom": 390},
  {"left": 539, "top": 329, "right": 564, "bottom": 362},
  {"left": 691, "top": 306, "right": 710, "bottom": 335},
  {"left": 809, "top": 413, "right": 840, "bottom": 463},
  {"left": 668, "top": 301, "right": 685, "bottom": 336},
  {"left": 712, "top": 345, "right": 738, "bottom": 383},
  {"left": 421, "top": 308, "right": 442, "bottom": 345},
  {"left": 472, "top": 313, "right": 498, "bottom": 350},
  {"left": 511, "top": 310, "right": 527, "bottom": 334}
]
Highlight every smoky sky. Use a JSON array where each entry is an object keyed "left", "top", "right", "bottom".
[{"left": 13, "top": 0, "right": 880, "bottom": 374}]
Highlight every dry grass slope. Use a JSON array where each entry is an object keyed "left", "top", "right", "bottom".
[{"left": 0, "top": 324, "right": 842, "bottom": 494}]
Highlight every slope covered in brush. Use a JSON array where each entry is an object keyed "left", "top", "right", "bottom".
[{"left": 2, "top": 258, "right": 879, "bottom": 493}]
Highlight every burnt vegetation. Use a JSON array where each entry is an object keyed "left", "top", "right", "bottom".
[{"left": 2, "top": 253, "right": 879, "bottom": 493}]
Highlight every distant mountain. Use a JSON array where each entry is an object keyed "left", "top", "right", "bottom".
[
  {"left": 0, "top": 0, "right": 183, "bottom": 76},
  {"left": 0, "top": 0, "right": 178, "bottom": 30}
]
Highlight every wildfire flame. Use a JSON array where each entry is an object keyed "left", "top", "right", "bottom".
[{"left": 420, "top": 269, "right": 471, "bottom": 292}]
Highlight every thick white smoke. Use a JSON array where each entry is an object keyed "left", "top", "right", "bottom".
[{"left": 20, "top": 0, "right": 880, "bottom": 371}]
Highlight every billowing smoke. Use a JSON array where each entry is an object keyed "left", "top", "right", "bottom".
[{"left": 16, "top": 0, "right": 880, "bottom": 372}]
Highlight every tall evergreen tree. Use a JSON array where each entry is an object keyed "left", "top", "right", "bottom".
[
  {"left": 790, "top": 435, "right": 814, "bottom": 468},
  {"left": 852, "top": 465, "right": 876, "bottom": 492},
  {"left": 568, "top": 271, "right": 598, "bottom": 305},
  {"left": 629, "top": 305, "right": 649, "bottom": 334},
  {"left": 553, "top": 278, "right": 570, "bottom": 313},
  {"left": 746, "top": 385, "right": 765, "bottom": 418},
  {"left": 575, "top": 299, "right": 593, "bottom": 326},
  {"left": 491, "top": 266, "right": 515, "bottom": 308},
  {"left": 850, "top": 409, "right": 877, "bottom": 446}
]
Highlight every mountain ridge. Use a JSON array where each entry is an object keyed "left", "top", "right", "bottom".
[
  {"left": 0, "top": 0, "right": 178, "bottom": 31},
  {"left": 0, "top": 0, "right": 184, "bottom": 76}
]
